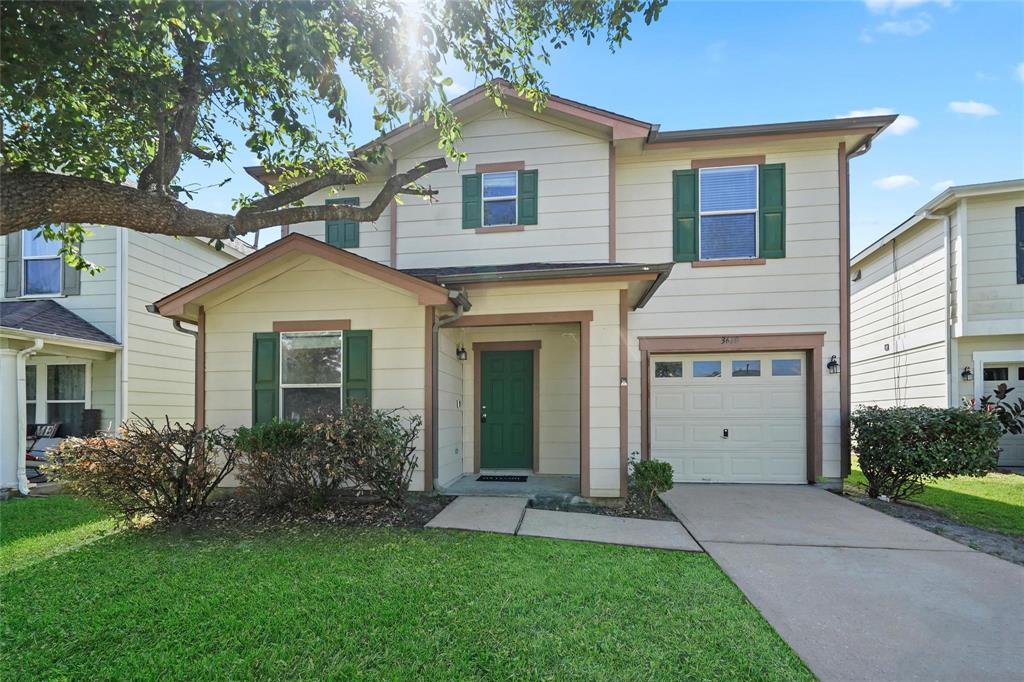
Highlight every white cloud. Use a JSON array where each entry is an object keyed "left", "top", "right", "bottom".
[
  {"left": 874, "top": 175, "right": 920, "bottom": 190},
  {"left": 838, "top": 107, "right": 919, "bottom": 135},
  {"left": 1016, "top": 63, "right": 1024, "bottom": 82},
  {"left": 876, "top": 16, "right": 932, "bottom": 36},
  {"left": 948, "top": 100, "right": 999, "bottom": 116},
  {"left": 975, "top": 71, "right": 996, "bottom": 82},
  {"left": 864, "top": 0, "right": 950, "bottom": 13},
  {"left": 931, "top": 180, "right": 955, "bottom": 192}
]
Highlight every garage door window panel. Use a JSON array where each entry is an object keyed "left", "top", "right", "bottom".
[
  {"left": 983, "top": 367, "right": 1008, "bottom": 382},
  {"left": 731, "top": 360, "right": 761, "bottom": 377},
  {"left": 771, "top": 359, "right": 802, "bottom": 376},
  {"left": 693, "top": 360, "right": 722, "bottom": 378},
  {"left": 654, "top": 361, "right": 683, "bottom": 378}
]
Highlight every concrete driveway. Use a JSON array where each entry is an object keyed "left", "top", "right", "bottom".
[{"left": 661, "top": 484, "right": 1024, "bottom": 682}]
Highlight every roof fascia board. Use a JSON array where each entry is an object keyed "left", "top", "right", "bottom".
[{"left": 1, "top": 327, "right": 122, "bottom": 353}]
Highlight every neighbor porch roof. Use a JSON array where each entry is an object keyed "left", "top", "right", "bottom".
[{"left": 0, "top": 300, "right": 120, "bottom": 351}]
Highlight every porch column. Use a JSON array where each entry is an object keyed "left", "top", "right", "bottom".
[{"left": 0, "top": 349, "right": 20, "bottom": 490}]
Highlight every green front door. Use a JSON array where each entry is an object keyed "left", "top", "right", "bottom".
[{"left": 480, "top": 350, "right": 534, "bottom": 469}]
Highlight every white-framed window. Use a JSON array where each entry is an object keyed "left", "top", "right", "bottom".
[
  {"left": 279, "top": 332, "right": 344, "bottom": 420},
  {"left": 25, "top": 359, "right": 91, "bottom": 435},
  {"left": 482, "top": 171, "right": 518, "bottom": 226},
  {"left": 699, "top": 165, "right": 758, "bottom": 260},
  {"left": 22, "top": 226, "right": 63, "bottom": 296}
]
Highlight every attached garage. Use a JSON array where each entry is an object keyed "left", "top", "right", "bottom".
[
  {"left": 644, "top": 345, "right": 820, "bottom": 484},
  {"left": 981, "top": 363, "right": 1024, "bottom": 467}
]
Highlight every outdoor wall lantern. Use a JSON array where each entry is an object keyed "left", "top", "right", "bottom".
[
  {"left": 455, "top": 345, "right": 468, "bottom": 361},
  {"left": 827, "top": 355, "right": 840, "bottom": 375},
  {"left": 620, "top": 377, "right": 629, "bottom": 387},
  {"left": 961, "top": 366, "right": 973, "bottom": 381}
]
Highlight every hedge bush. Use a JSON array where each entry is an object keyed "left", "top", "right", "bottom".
[
  {"left": 45, "top": 417, "right": 237, "bottom": 522},
  {"left": 629, "top": 458, "right": 674, "bottom": 509},
  {"left": 234, "top": 405, "right": 421, "bottom": 509},
  {"left": 850, "top": 405, "right": 1001, "bottom": 501}
]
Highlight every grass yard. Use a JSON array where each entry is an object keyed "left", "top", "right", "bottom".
[
  {"left": 847, "top": 462, "right": 1024, "bottom": 536},
  {"left": 0, "top": 495, "right": 116, "bottom": 576},
  {"left": 0, "top": 496, "right": 811, "bottom": 680}
]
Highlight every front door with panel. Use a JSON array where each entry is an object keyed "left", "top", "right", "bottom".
[{"left": 480, "top": 350, "right": 534, "bottom": 469}]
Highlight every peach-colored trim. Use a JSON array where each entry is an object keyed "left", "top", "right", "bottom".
[
  {"left": 472, "top": 340, "right": 541, "bottom": 473},
  {"left": 154, "top": 233, "right": 449, "bottom": 320},
  {"left": 449, "top": 310, "right": 594, "bottom": 328},
  {"left": 389, "top": 198, "right": 398, "bottom": 268},
  {"left": 839, "top": 142, "right": 851, "bottom": 477},
  {"left": 474, "top": 225, "right": 525, "bottom": 234},
  {"left": 638, "top": 332, "right": 825, "bottom": 483},
  {"left": 195, "top": 306, "right": 205, "bottom": 429},
  {"left": 691, "top": 258, "right": 766, "bottom": 268},
  {"left": 462, "top": 273, "right": 656, "bottom": 290},
  {"left": 646, "top": 127, "right": 879, "bottom": 151},
  {"left": 423, "top": 307, "right": 434, "bottom": 492},
  {"left": 618, "top": 289, "right": 628, "bottom": 496},
  {"left": 580, "top": 318, "right": 591, "bottom": 496},
  {"left": 272, "top": 319, "right": 352, "bottom": 333},
  {"left": 690, "top": 155, "right": 766, "bottom": 169},
  {"left": 476, "top": 161, "right": 525, "bottom": 173},
  {"left": 608, "top": 142, "right": 617, "bottom": 263}
]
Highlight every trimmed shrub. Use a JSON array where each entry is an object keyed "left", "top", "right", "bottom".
[
  {"left": 234, "top": 405, "right": 421, "bottom": 509},
  {"left": 630, "top": 458, "right": 674, "bottom": 509},
  {"left": 45, "top": 417, "right": 237, "bottom": 522},
  {"left": 851, "top": 406, "right": 1001, "bottom": 501}
]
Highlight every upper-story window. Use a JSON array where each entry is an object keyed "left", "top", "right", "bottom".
[
  {"left": 699, "top": 165, "right": 758, "bottom": 260},
  {"left": 22, "top": 226, "right": 62, "bottom": 296},
  {"left": 482, "top": 172, "right": 518, "bottom": 226}
]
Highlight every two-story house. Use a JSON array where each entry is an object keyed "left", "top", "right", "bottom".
[
  {"left": 152, "top": 82, "right": 893, "bottom": 497},
  {"left": 851, "top": 179, "right": 1024, "bottom": 466},
  {"left": 0, "top": 227, "right": 245, "bottom": 492}
]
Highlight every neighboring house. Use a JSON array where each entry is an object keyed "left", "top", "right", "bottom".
[
  {"left": 850, "top": 179, "right": 1024, "bottom": 466},
  {"left": 152, "top": 82, "right": 893, "bottom": 497},
  {"left": 0, "top": 227, "right": 245, "bottom": 492}
]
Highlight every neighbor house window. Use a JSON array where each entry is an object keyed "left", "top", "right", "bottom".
[
  {"left": 26, "top": 362, "right": 89, "bottom": 435},
  {"left": 279, "top": 332, "right": 343, "bottom": 420},
  {"left": 482, "top": 171, "right": 518, "bottom": 226},
  {"left": 699, "top": 165, "right": 758, "bottom": 260},
  {"left": 22, "top": 226, "right": 62, "bottom": 295}
]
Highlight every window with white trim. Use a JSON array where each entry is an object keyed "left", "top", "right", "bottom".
[
  {"left": 26, "top": 361, "right": 90, "bottom": 435},
  {"left": 699, "top": 165, "right": 758, "bottom": 260},
  {"left": 280, "top": 332, "right": 343, "bottom": 420},
  {"left": 482, "top": 171, "right": 518, "bottom": 226},
  {"left": 22, "top": 226, "right": 62, "bottom": 296}
]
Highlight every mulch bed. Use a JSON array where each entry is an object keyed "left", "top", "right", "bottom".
[
  {"left": 839, "top": 484, "right": 1024, "bottom": 567},
  {"left": 162, "top": 492, "right": 453, "bottom": 535},
  {"left": 529, "top": 491, "right": 678, "bottom": 522}
]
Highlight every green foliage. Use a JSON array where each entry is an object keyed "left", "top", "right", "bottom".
[
  {"left": 851, "top": 406, "right": 1001, "bottom": 501},
  {"left": 978, "top": 383, "right": 1024, "bottom": 436},
  {"left": 44, "top": 417, "right": 237, "bottom": 522},
  {"left": 630, "top": 458, "right": 674, "bottom": 508},
  {"left": 234, "top": 405, "right": 421, "bottom": 509}
]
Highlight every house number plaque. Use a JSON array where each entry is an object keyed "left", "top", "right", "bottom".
[{"left": 720, "top": 336, "right": 739, "bottom": 345}]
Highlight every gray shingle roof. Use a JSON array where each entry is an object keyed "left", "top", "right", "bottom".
[{"left": 0, "top": 300, "right": 119, "bottom": 345}]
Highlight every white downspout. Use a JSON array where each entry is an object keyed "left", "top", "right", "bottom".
[{"left": 16, "top": 339, "right": 44, "bottom": 495}]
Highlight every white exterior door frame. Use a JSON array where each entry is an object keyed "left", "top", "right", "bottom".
[{"left": 973, "top": 350, "right": 1024, "bottom": 404}]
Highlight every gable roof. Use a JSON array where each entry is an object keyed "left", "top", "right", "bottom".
[
  {"left": 1, "top": 300, "right": 120, "bottom": 346},
  {"left": 152, "top": 233, "right": 452, "bottom": 321}
]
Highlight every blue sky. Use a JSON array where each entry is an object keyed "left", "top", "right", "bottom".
[{"left": 185, "top": 0, "right": 1024, "bottom": 255}]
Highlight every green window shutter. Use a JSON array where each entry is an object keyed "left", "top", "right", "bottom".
[
  {"left": 326, "top": 197, "right": 360, "bottom": 248},
  {"left": 462, "top": 174, "right": 482, "bottom": 229},
  {"left": 672, "top": 169, "right": 698, "bottom": 262},
  {"left": 517, "top": 169, "right": 538, "bottom": 225},
  {"left": 5, "top": 231, "right": 22, "bottom": 298},
  {"left": 759, "top": 163, "right": 786, "bottom": 259},
  {"left": 343, "top": 330, "right": 372, "bottom": 407},
  {"left": 252, "top": 332, "right": 280, "bottom": 424},
  {"left": 61, "top": 251, "right": 81, "bottom": 296}
]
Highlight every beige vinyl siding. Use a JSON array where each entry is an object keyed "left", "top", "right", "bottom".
[
  {"left": 851, "top": 217, "right": 949, "bottom": 409},
  {"left": 203, "top": 256, "right": 430, "bottom": 490},
  {"left": 436, "top": 328, "right": 464, "bottom": 487},
  {"left": 1, "top": 228, "right": 120, "bottom": 338},
  {"left": 90, "top": 355, "right": 118, "bottom": 430},
  {"left": 395, "top": 108, "right": 610, "bottom": 269},
  {"left": 458, "top": 323, "right": 581, "bottom": 477},
  {"left": 125, "top": 232, "right": 236, "bottom": 424},
  {"left": 460, "top": 281, "right": 621, "bottom": 495},
  {"left": 283, "top": 182, "right": 393, "bottom": 265},
  {"left": 618, "top": 142, "right": 845, "bottom": 478},
  {"left": 964, "top": 192, "right": 1024, "bottom": 331}
]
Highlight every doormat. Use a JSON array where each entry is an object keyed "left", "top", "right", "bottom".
[{"left": 477, "top": 475, "right": 528, "bottom": 482}]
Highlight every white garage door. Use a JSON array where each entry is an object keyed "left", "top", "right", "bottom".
[
  {"left": 650, "top": 352, "right": 807, "bottom": 483},
  {"left": 983, "top": 363, "right": 1024, "bottom": 467}
]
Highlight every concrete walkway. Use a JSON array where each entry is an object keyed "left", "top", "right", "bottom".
[
  {"left": 425, "top": 496, "right": 701, "bottom": 552},
  {"left": 661, "top": 484, "right": 1024, "bottom": 682}
]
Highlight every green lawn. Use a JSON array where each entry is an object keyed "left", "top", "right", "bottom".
[
  {"left": 0, "top": 495, "right": 116, "bottom": 576},
  {"left": 847, "top": 462, "right": 1024, "bottom": 536},
  {"left": 0, "top": 496, "right": 810, "bottom": 680}
]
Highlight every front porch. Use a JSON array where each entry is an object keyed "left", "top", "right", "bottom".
[{"left": 442, "top": 471, "right": 581, "bottom": 498}]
